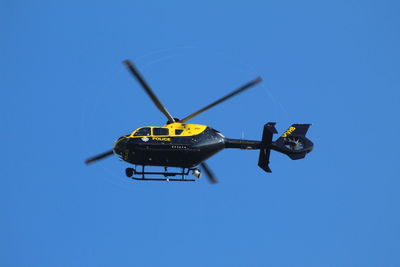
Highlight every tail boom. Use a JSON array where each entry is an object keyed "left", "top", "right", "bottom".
[{"left": 223, "top": 122, "right": 313, "bottom": 173}]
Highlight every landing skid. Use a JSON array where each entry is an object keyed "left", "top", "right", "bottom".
[{"left": 125, "top": 166, "right": 198, "bottom": 182}]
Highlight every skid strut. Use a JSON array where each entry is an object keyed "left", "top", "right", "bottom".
[{"left": 125, "top": 166, "right": 197, "bottom": 182}]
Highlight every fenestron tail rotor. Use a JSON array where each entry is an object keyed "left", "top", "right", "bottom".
[
  {"left": 85, "top": 150, "right": 114, "bottom": 165},
  {"left": 180, "top": 77, "right": 262, "bottom": 123},
  {"left": 123, "top": 60, "right": 176, "bottom": 123}
]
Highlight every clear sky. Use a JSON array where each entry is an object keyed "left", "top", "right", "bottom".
[{"left": 2, "top": 0, "right": 400, "bottom": 266}]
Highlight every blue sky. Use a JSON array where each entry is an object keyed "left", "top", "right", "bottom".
[{"left": 2, "top": 0, "right": 400, "bottom": 266}]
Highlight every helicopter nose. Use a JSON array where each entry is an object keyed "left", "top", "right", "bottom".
[{"left": 113, "top": 136, "right": 128, "bottom": 155}]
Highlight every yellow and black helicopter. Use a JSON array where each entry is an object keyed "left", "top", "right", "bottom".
[{"left": 85, "top": 60, "right": 314, "bottom": 183}]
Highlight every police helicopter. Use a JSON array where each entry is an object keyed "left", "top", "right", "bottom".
[{"left": 85, "top": 60, "right": 314, "bottom": 183}]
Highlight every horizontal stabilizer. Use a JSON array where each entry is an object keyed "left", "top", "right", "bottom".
[{"left": 258, "top": 122, "right": 277, "bottom": 173}]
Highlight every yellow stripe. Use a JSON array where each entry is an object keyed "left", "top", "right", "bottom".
[{"left": 127, "top": 123, "right": 207, "bottom": 138}]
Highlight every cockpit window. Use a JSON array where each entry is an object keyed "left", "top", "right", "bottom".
[
  {"left": 153, "top": 128, "right": 169, "bottom": 136},
  {"left": 134, "top": 127, "right": 151, "bottom": 136},
  {"left": 175, "top": 129, "right": 183, "bottom": 135}
]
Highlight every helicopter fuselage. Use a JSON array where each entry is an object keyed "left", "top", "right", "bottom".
[{"left": 113, "top": 123, "right": 260, "bottom": 168}]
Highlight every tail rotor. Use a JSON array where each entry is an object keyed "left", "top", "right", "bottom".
[{"left": 258, "top": 123, "right": 314, "bottom": 172}]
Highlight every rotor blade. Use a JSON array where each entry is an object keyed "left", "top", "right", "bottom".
[
  {"left": 85, "top": 150, "right": 114, "bottom": 165},
  {"left": 123, "top": 60, "right": 175, "bottom": 123},
  {"left": 181, "top": 77, "right": 262, "bottom": 123},
  {"left": 200, "top": 162, "right": 218, "bottom": 184}
]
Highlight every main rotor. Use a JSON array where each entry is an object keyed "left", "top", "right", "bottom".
[{"left": 122, "top": 60, "right": 262, "bottom": 124}]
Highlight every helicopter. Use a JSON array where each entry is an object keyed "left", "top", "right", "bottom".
[{"left": 85, "top": 60, "right": 314, "bottom": 183}]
